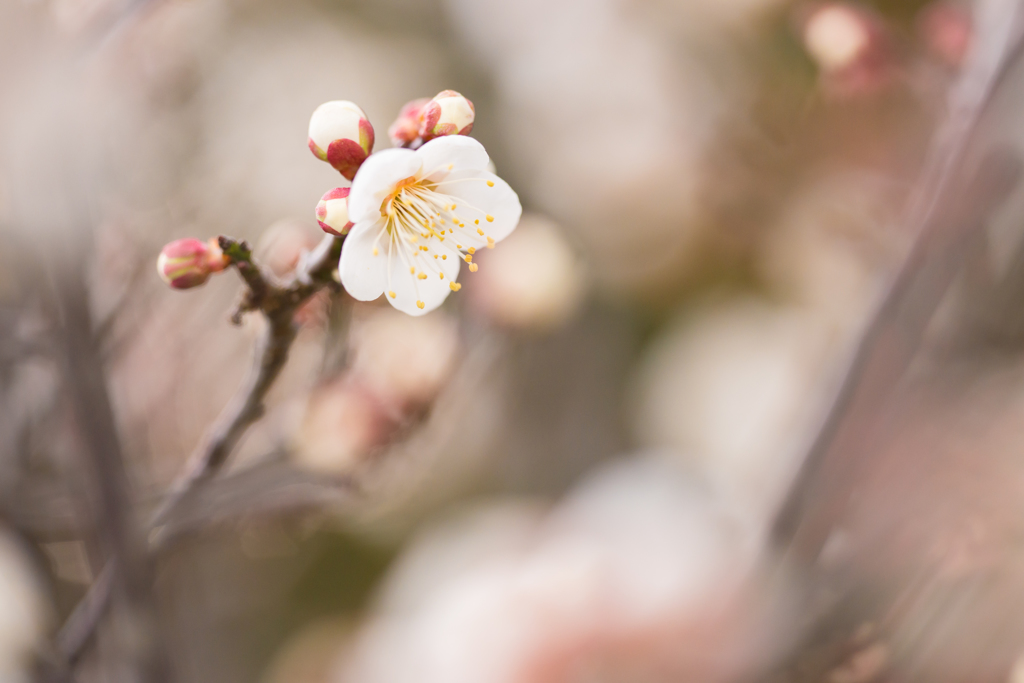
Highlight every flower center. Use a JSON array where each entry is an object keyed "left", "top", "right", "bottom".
[{"left": 372, "top": 172, "right": 497, "bottom": 309}]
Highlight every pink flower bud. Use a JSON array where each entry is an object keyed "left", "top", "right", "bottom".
[
  {"left": 418, "top": 90, "right": 475, "bottom": 142},
  {"left": 388, "top": 97, "right": 430, "bottom": 148},
  {"left": 315, "top": 187, "right": 354, "bottom": 236},
  {"left": 308, "top": 100, "right": 375, "bottom": 181},
  {"left": 156, "top": 237, "right": 227, "bottom": 290}
]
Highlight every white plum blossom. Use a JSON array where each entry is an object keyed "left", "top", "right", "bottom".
[{"left": 339, "top": 135, "right": 522, "bottom": 316}]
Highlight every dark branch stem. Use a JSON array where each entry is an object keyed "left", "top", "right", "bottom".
[{"left": 56, "top": 233, "right": 343, "bottom": 666}]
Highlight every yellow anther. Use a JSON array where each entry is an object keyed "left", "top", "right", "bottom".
[
  {"left": 469, "top": 263, "right": 478, "bottom": 272},
  {"left": 449, "top": 282, "right": 461, "bottom": 291},
  {"left": 409, "top": 267, "right": 415, "bottom": 274},
  {"left": 442, "top": 255, "right": 448, "bottom": 260},
  {"left": 474, "top": 219, "right": 480, "bottom": 225},
  {"left": 486, "top": 215, "right": 494, "bottom": 222},
  {"left": 464, "top": 255, "right": 472, "bottom": 263},
  {"left": 416, "top": 300, "right": 426, "bottom": 309},
  {"left": 468, "top": 247, "right": 476, "bottom": 254},
  {"left": 420, "top": 246, "right": 429, "bottom": 251},
  {"left": 486, "top": 180, "right": 495, "bottom": 187},
  {"left": 439, "top": 272, "right": 445, "bottom": 279},
  {"left": 389, "top": 291, "right": 397, "bottom": 298},
  {"left": 477, "top": 228, "right": 485, "bottom": 235},
  {"left": 456, "top": 244, "right": 462, "bottom": 248},
  {"left": 372, "top": 247, "right": 379, "bottom": 256},
  {"left": 433, "top": 254, "right": 438, "bottom": 259},
  {"left": 418, "top": 272, "right": 427, "bottom": 280},
  {"left": 450, "top": 204, "right": 457, "bottom": 210},
  {"left": 487, "top": 237, "right": 495, "bottom": 248}
]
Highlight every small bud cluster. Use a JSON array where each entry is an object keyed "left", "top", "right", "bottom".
[
  {"left": 306, "top": 90, "right": 476, "bottom": 238},
  {"left": 157, "top": 237, "right": 228, "bottom": 290},
  {"left": 387, "top": 90, "right": 475, "bottom": 149}
]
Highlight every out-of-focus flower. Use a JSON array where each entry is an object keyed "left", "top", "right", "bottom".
[
  {"left": 630, "top": 299, "right": 836, "bottom": 528},
  {"left": 801, "top": 3, "right": 894, "bottom": 96},
  {"left": 316, "top": 187, "right": 354, "bottom": 236},
  {"left": 419, "top": 90, "right": 475, "bottom": 142},
  {"left": 156, "top": 237, "right": 228, "bottom": 290},
  {"left": 308, "top": 101, "right": 375, "bottom": 181},
  {"left": 917, "top": 2, "right": 972, "bottom": 68},
  {"left": 0, "top": 527, "right": 48, "bottom": 683},
  {"left": 340, "top": 135, "right": 522, "bottom": 316},
  {"left": 348, "top": 306, "right": 461, "bottom": 408},
  {"left": 388, "top": 97, "right": 430, "bottom": 148},
  {"left": 293, "top": 379, "right": 392, "bottom": 475},
  {"left": 341, "top": 457, "right": 780, "bottom": 683},
  {"left": 256, "top": 219, "right": 322, "bottom": 278},
  {"left": 467, "top": 214, "right": 586, "bottom": 330}
]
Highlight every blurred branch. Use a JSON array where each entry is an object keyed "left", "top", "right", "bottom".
[
  {"left": 54, "top": 264, "right": 170, "bottom": 683},
  {"left": 772, "top": 0, "right": 1024, "bottom": 564}
]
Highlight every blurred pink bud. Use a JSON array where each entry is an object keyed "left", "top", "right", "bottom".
[
  {"left": 308, "top": 100, "right": 375, "bottom": 181},
  {"left": 156, "top": 237, "right": 227, "bottom": 290},
  {"left": 419, "top": 90, "right": 475, "bottom": 142},
  {"left": 801, "top": 3, "right": 894, "bottom": 96},
  {"left": 388, "top": 97, "right": 430, "bottom": 148},
  {"left": 918, "top": 2, "right": 972, "bottom": 68},
  {"left": 315, "top": 187, "right": 354, "bottom": 236}
]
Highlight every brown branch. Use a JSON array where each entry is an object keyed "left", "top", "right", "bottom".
[{"left": 56, "top": 232, "right": 343, "bottom": 667}]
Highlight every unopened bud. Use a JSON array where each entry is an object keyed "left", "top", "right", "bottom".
[
  {"left": 308, "top": 100, "right": 375, "bottom": 181},
  {"left": 157, "top": 237, "right": 227, "bottom": 290},
  {"left": 419, "top": 90, "right": 475, "bottom": 142},
  {"left": 388, "top": 97, "right": 430, "bottom": 148},
  {"left": 316, "top": 187, "right": 354, "bottom": 236}
]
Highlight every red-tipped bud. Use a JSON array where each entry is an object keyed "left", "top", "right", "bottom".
[
  {"left": 308, "top": 100, "right": 375, "bottom": 181},
  {"left": 316, "top": 187, "right": 354, "bottom": 236},
  {"left": 418, "top": 90, "right": 475, "bottom": 142},
  {"left": 156, "top": 237, "right": 227, "bottom": 290},
  {"left": 388, "top": 97, "right": 430, "bottom": 148}
]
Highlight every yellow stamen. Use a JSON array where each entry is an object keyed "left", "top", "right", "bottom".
[
  {"left": 439, "top": 272, "right": 445, "bottom": 279},
  {"left": 486, "top": 215, "right": 494, "bottom": 222},
  {"left": 417, "top": 300, "right": 425, "bottom": 309},
  {"left": 372, "top": 247, "right": 379, "bottom": 256},
  {"left": 449, "top": 282, "right": 461, "bottom": 291},
  {"left": 467, "top": 247, "right": 476, "bottom": 254},
  {"left": 477, "top": 228, "right": 485, "bottom": 235},
  {"left": 469, "top": 263, "right": 478, "bottom": 272},
  {"left": 389, "top": 291, "right": 396, "bottom": 298},
  {"left": 418, "top": 272, "right": 427, "bottom": 280},
  {"left": 486, "top": 181, "right": 494, "bottom": 187}
]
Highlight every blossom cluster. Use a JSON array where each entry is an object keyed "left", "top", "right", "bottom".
[
  {"left": 157, "top": 88, "right": 522, "bottom": 319},
  {"left": 309, "top": 89, "right": 521, "bottom": 316}
]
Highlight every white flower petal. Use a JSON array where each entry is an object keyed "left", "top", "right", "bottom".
[
  {"left": 349, "top": 149, "right": 422, "bottom": 224},
  {"left": 416, "top": 135, "right": 490, "bottom": 181},
  {"left": 436, "top": 170, "right": 522, "bottom": 246},
  {"left": 386, "top": 238, "right": 462, "bottom": 316},
  {"left": 339, "top": 219, "right": 389, "bottom": 301}
]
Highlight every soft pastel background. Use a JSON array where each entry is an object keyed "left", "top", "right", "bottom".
[{"left": 4, "top": 0, "right": 1024, "bottom": 681}]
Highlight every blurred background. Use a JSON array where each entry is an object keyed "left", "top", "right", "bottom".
[{"left": 4, "top": 0, "right": 1024, "bottom": 681}]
